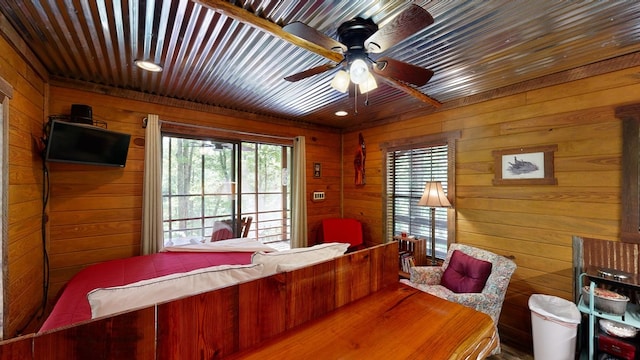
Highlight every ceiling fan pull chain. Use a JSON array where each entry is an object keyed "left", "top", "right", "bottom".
[{"left": 354, "top": 85, "right": 358, "bottom": 114}]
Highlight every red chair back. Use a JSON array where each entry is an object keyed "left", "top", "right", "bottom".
[
  {"left": 320, "top": 218, "right": 363, "bottom": 249},
  {"left": 211, "top": 222, "right": 234, "bottom": 242}
]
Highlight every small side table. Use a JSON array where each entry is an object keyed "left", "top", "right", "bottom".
[{"left": 393, "top": 235, "right": 427, "bottom": 278}]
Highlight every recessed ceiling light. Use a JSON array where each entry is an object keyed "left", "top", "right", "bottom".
[
  {"left": 134, "top": 59, "right": 163, "bottom": 72},
  {"left": 335, "top": 110, "right": 348, "bottom": 116}
]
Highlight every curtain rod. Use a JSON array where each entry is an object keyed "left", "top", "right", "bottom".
[{"left": 142, "top": 117, "right": 296, "bottom": 141}]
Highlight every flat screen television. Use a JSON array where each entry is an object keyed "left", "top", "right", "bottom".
[{"left": 44, "top": 120, "right": 131, "bottom": 167}]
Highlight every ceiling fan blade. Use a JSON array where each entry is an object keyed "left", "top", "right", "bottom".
[
  {"left": 373, "top": 56, "right": 434, "bottom": 86},
  {"left": 196, "top": 0, "right": 342, "bottom": 63},
  {"left": 365, "top": 4, "right": 434, "bottom": 53},
  {"left": 283, "top": 22, "right": 347, "bottom": 53},
  {"left": 376, "top": 74, "right": 442, "bottom": 108},
  {"left": 284, "top": 63, "right": 337, "bottom": 82}
]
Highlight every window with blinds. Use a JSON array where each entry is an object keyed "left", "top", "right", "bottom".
[{"left": 386, "top": 143, "right": 450, "bottom": 260}]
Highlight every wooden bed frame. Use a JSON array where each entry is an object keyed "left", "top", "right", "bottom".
[
  {"left": 0, "top": 241, "right": 497, "bottom": 359},
  {"left": 0, "top": 242, "right": 398, "bottom": 358}
]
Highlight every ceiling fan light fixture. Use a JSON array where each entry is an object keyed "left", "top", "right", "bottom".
[
  {"left": 349, "top": 58, "right": 370, "bottom": 84},
  {"left": 330, "top": 70, "right": 350, "bottom": 93},
  {"left": 359, "top": 72, "right": 378, "bottom": 94}
]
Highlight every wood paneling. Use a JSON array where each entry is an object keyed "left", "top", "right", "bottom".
[
  {"left": 285, "top": 260, "right": 335, "bottom": 328},
  {"left": 0, "top": 335, "right": 32, "bottom": 360},
  {"left": 335, "top": 249, "right": 371, "bottom": 306},
  {"left": 238, "top": 274, "right": 287, "bottom": 349},
  {"left": 0, "top": 31, "right": 47, "bottom": 337},
  {"left": 157, "top": 286, "right": 240, "bottom": 359},
  {"left": 370, "top": 240, "right": 399, "bottom": 291},
  {"left": 618, "top": 105, "right": 640, "bottom": 243},
  {"left": 343, "top": 66, "right": 640, "bottom": 350},
  {"left": 34, "top": 307, "right": 156, "bottom": 359}
]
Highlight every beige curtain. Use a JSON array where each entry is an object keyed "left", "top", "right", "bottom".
[
  {"left": 290, "top": 136, "right": 307, "bottom": 248},
  {"left": 141, "top": 114, "right": 163, "bottom": 254}
]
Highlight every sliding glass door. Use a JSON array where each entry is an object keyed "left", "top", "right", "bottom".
[
  {"left": 161, "top": 134, "right": 291, "bottom": 246},
  {"left": 162, "top": 136, "right": 237, "bottom": 244}
]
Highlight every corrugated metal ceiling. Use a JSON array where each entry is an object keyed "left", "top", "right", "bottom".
[{"left": 1, "top": 0, "right": 639, "bottom": 129}]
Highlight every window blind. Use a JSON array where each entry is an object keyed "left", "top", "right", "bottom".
[{"left": 387, "top": 144, "right": 449, "bottom": 259}]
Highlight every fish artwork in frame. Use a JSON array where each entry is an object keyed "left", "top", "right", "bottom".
[{"left": 492, "top": 145, "right": 558, "bottom": 185}]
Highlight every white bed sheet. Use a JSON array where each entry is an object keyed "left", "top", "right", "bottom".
[{"left": 162, "top": 237, "right": 277, "bottom": 253}]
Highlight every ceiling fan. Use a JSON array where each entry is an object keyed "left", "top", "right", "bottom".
[
  {"left": 282, "top": 4, "right": 441, "bottom": 107},
  {"left": 195, "top": 1, "right": 441, "bottom": 107}
]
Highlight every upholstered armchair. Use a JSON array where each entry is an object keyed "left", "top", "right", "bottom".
[{"left": 400, "top": 243, "right": 516, "bottom": 354}]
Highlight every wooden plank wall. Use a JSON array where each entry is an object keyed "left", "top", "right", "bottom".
[
  {"left": 0, "top": 242, "right": 398, "bottom": 359},
  {"left": 0, "top": 33, "right": 48, "bottom": 336},
  {"left": 579, "top": 236, "right": 640, "bottom": 275},
  {"left": 45, "top": 86, "right": 343, "bottom": 309},
  {"left": 342, "top": 65, "right": 640, "bottom": 350}
]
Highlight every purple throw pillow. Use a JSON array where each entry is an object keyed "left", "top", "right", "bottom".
[{"left": 441, "top": 250, "right": 492, "bottom": 293}]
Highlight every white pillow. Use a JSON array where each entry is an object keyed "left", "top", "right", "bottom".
[
  {"left": 275, "top": 263, "right": 312, "bottom": 272},
  {"left": 87, "top": 263, "right": 264, "bottom": 319},
  {"left": 252, "top": 242, "right": 349, "bottom": 275}
]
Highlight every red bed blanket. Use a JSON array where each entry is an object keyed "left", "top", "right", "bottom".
[{"left": 40, "top": 251, "right": 252, "bottom": 332}]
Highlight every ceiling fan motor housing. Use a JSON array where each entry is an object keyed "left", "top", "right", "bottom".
[{"left": 337, "top": 17, "right": 378, "bottom": 53}]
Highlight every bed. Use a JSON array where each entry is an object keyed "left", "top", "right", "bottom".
[
  {"left": 0, "top": 242, "right": 497, "bottom": 359},
  {"left": 40, "top": 237, "right": 275, "bottom": 332}
]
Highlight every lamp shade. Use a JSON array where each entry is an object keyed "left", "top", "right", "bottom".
[
  {"left": 349, "top": 58, "right": 370, "bottom": 84},
  {"left": 359, "top": 72, "right": 378, "bottom": 94},
  {"left": 330, "top": 70, "right": 350, "bottom": 93},
  {"left": 417, "top": 181, "right": 451, "bottom": 207}
]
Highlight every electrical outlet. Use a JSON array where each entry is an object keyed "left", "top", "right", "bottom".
[{"left": 312, "top": 191, "right": 325, "bottom": 201}]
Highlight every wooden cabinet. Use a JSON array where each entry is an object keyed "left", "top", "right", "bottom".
[{"left": 394, "top": 235, "right": 427, "bottom": 278}]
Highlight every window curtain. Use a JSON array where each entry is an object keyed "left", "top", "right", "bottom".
[
  {"left": 290, "top": 136, "right": 307, "bottom": 248},
  {"left": 141, "top": 114, "right": 163, "bottom": 254}
]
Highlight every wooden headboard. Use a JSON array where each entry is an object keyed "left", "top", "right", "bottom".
[{"left": 0, "top": 242, "right": 398, "bottom": 359}]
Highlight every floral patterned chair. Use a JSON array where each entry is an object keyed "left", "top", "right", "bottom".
[{"left": 400, "top": 243, "right": 516, "bottom": 355}]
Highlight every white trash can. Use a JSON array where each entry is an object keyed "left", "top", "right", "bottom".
[{"left": 528, "top": 294, "right": 581, "bottom": 360}]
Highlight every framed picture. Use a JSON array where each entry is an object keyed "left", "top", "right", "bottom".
[
  {"left": 313, "top": 162, "right": 321, "bottom": 178},
  {"left": 492, "top": 145, "right": 558, "bottom": 185}
]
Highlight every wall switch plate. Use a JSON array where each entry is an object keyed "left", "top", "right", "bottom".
[{"left": 312, "top": 191, "right": 325, "bottom": 201}]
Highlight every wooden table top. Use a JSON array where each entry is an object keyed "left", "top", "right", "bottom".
[{"left": 226, "top": 283, "right": 497, "bottom": 360}]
